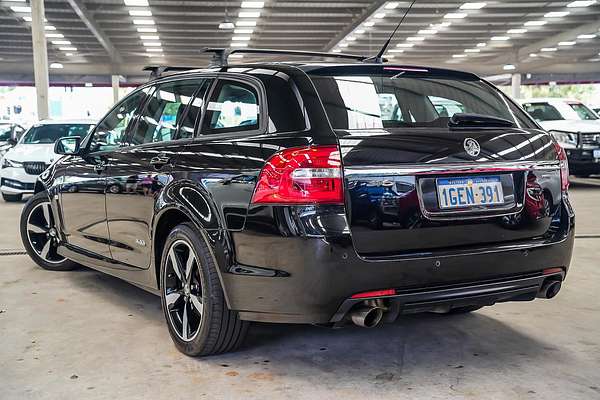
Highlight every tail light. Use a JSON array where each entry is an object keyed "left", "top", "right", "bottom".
[
  {"left": 251, "top": 145, "right": 344, "bottom": 205},
  {"left": 553, "top": 142, "right": 569, "bottom": 192}
]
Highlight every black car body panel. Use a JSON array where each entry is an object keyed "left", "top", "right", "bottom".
[{"left": 34, "top": 62, "right": 574, "bottom": 325}]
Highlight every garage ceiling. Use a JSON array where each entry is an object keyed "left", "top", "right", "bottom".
[{"left": 0, "top": 0, "right": 600, "bottom": 78}]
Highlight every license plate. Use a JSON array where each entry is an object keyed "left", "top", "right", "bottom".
[
  {"left": 594, "top": 149, "right": 600, "bottom": 159},
  {"left": 437, "top": 176, "right": 504, "bottom": 209}
]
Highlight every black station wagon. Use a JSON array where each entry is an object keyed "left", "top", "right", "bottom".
[{"left": 20, "top": 49, "right": 574, "bottom": 356}]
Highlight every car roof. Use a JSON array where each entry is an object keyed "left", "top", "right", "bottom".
[
  {"left": 519, "top": 98, "right": 584, "bottom": 104},
  {"left": 35, "top": 119, "right": 96, "bottom": 125}
]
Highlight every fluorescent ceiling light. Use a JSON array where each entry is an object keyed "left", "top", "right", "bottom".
[
  {"left": 10, "top": 6, "right": 31, "bottom": 12},
  {"left": 234, "top": 28, "right": 254, "bottom": 34},
  {"left": 346, "top": 36, "right": 356, "bottom": 41},
  {"left": 406, "top": 36, "right": 425, "bottom": 41},
  {"left": 218, "top": 21, "right": 235, "bottom": 30},
  {"left": 388, "top": 49, "right": 404, "bottom": 53},
  {"left": 143, "top": 42, "right": 162, "bottom": 46},
  {"left": 230, "top": 42, "right": 249, "bottom": 47},
  {"left": 578, "top": 33, "right": 597, "bottom": 39},
  {"left": 52, "top": 40, "right": 71, "bottom": 45},
  {"left": 567, "top": 1, "right": 596, "bottom": 7},
  {"left": 460, "top": 2, "right": 487, "bottom": 9},
  {"left": 124, "top": 0, "right": 149, "bottom": 5},
  {"left": 355, "top": 29, "right": 365, "bottom": 34},
  {"left": 524, "top": 20, "right": 547, "bottom": 26},
  {"left": 232, "top": 36, "right": 251, "bottom": 41},
  {"left": 241, "top": 1, "right": 264, "bottom": 7},
  {"left": 236, "top": 20, "right": 257, "bottom": 26},
  {"left": 464, "top": 48, "right": 480, "bottom": 52},
  {"left": 558, "top": 41, "right": 576, "bottom": 46},
  {"left": 363, "top": 21, "right": 375, "bottom": 27},
  {"left": 331, "top": 49, "right": 342, "bottom": 53},
  {"left": 396, "top": 43, "right": 414, "bottom": 48},
  {"left": 452, "top": 54, "right": 467, "bottom": 58},
  {"left": 137, "top": 27, "right": 157, "bottom": 32},
  {"left": 544, "top": 11, "right": 570, "bottom": 17},
  {"left": 49, "top": 63, "right": 63, "bottom": 69},
  {"left": 85, "top": 83, "right": 93, "bottom": 87},
  {"left": 65, "top": 53, "right": 74, "bottom": 56},
  {"left": 529, "top": 53, "right": 538, "bottom": 57},
  {"left": 59, "top": 47, "right": 77, "bottom": 51},
  {"left": 503, "top": 64, "right": 516, "bottom": 70},
  {"left": 490, "top": 36, "right": 509, "bottom": 41},
  {"left": 374, "top": 13, "right": 386, "bottom": 18},
  {"left": 507, "top": 28, "right": 527, "bottom": 34},
  {"left": 438, "top": 22, "right": 452, "bottom": 27},
  {"left": 385, "top": 55, "right": 395, "bottom": 58},
  {"left": 385, "top": 2, "right": 400, "bottom": 9},
  {"left": 46, "top": 33, "right": 64, "bottom": 38},
  {"left": 146, "top": 48, "right": 163, "bottom": 52},
  {"left": 418, "top": 29, "right": 437, "bottom": 34},
  {"left": 146, "top": 54, "right": 164, "bottom": 57},
  {"left": 140, "top": 35, "right": 159, "bottom": 40},
  {"left": 133, "top": 19, "right": 155, "bottom": 25},
  {"left": 477, "top": 42, "right": 487, "bottom": 47},
  {"left": 45, "top": 25, "right": 56, "bottom": 30},
  {"left": 129, "top": 10, "right": 152, "bottom": 16},
  {"left": 444, "top": 13, "right": 467, "bottom": 19},
  {"left": 540, "top": 47, "right": 557, "bottom": 51},
  {"left": 239, "top": 11, "right": 261, "bottom": 18},
  {"left": 338, "top": 43, "right": 348, "bottom": 47}
]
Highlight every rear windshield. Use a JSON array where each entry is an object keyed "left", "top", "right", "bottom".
[
  {"left": 308, "top": 68, "right": 530, "bottom": 130},
  {"left": 22, "top": 124, "right": 93, "bottom": 144}
]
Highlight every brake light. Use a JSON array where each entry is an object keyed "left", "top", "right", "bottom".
[
  {"left": 351, "top": 289, "right": 396, "bottom": 299},
  {"left": 553, "top": 142, "right": 569, "bottom": 192},
  {"left": 251, "top": 145, "right": 344, "bottom": 205}
]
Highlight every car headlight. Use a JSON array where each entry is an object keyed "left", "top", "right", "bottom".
[
  {"left": 1, "top": 158, "right": 23, "bottom": 169},
  {"left": 549, "top": 130, "right": 578, "bottom": 149}
]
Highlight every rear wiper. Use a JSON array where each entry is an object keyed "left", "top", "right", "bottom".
[{"left": 448, "top": 113, "right": 516, "bottom": 129}]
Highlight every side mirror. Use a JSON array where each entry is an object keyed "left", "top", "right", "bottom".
[
  {"left": 54, "top": 136, "right": 81, "bottom": 155},
  {"left": 7, "top": 137, "right": 17, "bottom": 146}
]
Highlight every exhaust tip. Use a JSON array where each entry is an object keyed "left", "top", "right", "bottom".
[
  {"left": 350, "top": 307, "right": 384, "bottom": 328},
  {"left": 538, "top": 280, "right": 562, "bottom": 299}
]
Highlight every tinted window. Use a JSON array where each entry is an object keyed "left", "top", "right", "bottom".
[
  {"left": 523, "top": 103, "right": 564, "bottom": 121},
  {"left": 309, "top": 69, "right": 524, "bottom": 130},
  {"left": 90, "top": 90, "right": 147, "bottom": 152},
  {"left": 22, "top": 124, "right": 92, "bottom": 144},
  {"left": 0, "top": 125, "right": 12, "bottom": 141},
  {"left": 569, "top": 102, "right": 598, "bottom": 120},
  {"left": 204, "top": 80, "right": 259, "bottom": 134},
  {"left": 130, "top": 80, "right": 205, "bottom": 145}
]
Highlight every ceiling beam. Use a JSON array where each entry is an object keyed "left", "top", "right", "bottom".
[
  {"left": 65, "top": 0, "right": 123, "bottom": 65},
  {"left": 322, "top": 0, "right": 387, "bottom": 52}
]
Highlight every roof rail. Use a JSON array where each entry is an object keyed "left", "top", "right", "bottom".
[
  {"left": 202, "top": 47, "right": 370, "bottom": 67},
  {"left": 143, "top": 65, "right": 198, "bottom": 80}
]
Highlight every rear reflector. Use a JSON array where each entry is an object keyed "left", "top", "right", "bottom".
[
  {"left": 351, "top": 289, "right": 396, "bottom": 299},
  {"left": 251, "top": 145, "right": 343, "bottom": 205},
  {"left": 553, "top": 142, "right": 569, "bottom": 192},
  {"left": 543, "top": 267, "right": 563, "bottom": 275}
]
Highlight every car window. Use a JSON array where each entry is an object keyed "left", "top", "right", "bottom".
[
  {"left": 203, "top": 80, "right": 259, "bottom": 134},
  {"left": 568, "top": 102, "right": 598, "bottom": 120},
  {"left": 22, "top": 124, "right": 93, "bottom": 144},
  {"left": 130, "top": 80, "right": 206, "bottom": 145},
  {"left": 89, "top": 90, "right": 148, "bottom": 152},
  {"left": 175, "top": 79, "right": 211, "bottom": 139},
  {"left": 429, "top": 96, "right": 466, "bottom": 118},
  {"left": 0, "top": 125, "right": 12, "bottom": 141},
  {"left": 522, "top": 103, "right": 564, "bottom": 121}
]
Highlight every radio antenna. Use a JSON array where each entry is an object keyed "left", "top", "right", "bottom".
[{"left": 365, "top": 0, "right": 418, "bottom": 63}]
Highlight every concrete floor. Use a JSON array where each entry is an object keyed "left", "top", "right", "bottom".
[{"left": 1, "top": 180, "right": 599, "bottom": 400}]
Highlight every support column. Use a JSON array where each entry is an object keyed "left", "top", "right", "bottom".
[
  {"left": 511, "top": 73, "right": 522, "bottom": 99},
  {"left": 111, "top": 75, "right": 120, "bottom": 104},
  {"left": 31, "top": 0, "right": 50, "bottom": 120}
]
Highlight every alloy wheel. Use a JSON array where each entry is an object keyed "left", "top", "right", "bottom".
[
  {"left": 164, "top": 239, "right": 204, "bottom": 342},
  {"left": 26, "top": 201, "right": 66, "bottom": 264}
]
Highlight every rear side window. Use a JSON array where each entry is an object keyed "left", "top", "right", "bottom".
[
  {"left": 130, "top": 79, "right": 205, "bottom": 145},
  {"left": 309, "top": 69, "right": 527, "bottom": 130},
  {"left": 522, "top": 103, "right": 564, "bottom": 121},
  {"left": 203, "top": 80, "right": 260, "bottom": 134}
]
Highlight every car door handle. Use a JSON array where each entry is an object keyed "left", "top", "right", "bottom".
[{"left": 150, "top": 155, "right": 170, "bottom": 168}]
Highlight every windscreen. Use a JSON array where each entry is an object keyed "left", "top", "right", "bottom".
[
  {"left": 22, "top": 124, "right": 92, "bottom": 144},
  {"left": 0, "top": 124, "right": 12, "bottom": 141},
  {"left": 568, "top": 102, "right": 598, "bottom": 120},
  {"left": 522, "top": 103, "right": 564, "bottom": 121},
  {"left": 308, "top": 68, "right": 529, "bottom": 130}
]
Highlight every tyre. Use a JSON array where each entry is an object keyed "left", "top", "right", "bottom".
[
  {"left": 160, "top": 223, "right": 249, "bottom": 356},
  {"left": 2, "top": 192, "right": 22, "bottom": 202},
  {"left": 20, "top": 192, "right": 78, "bottom": 271}
]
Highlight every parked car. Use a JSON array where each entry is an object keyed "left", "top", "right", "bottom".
[
  {"left": 0, "top": 121, "right": 27, "bottom": 157},
  {"left": 520, "top": 98, "right": 600, "bottom": 177},
  {"left": 20, "top": 55, "right": 574, "bottom": 357},
  {"left": 1, "top": 120, "right": 94, "bottom": 202}
]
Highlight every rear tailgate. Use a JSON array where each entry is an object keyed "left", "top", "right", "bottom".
[{"left": 339, "top": 127, "right": 562, "bottom": 256}]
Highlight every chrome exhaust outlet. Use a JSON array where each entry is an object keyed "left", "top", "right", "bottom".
[
  {"left": 350, "top": 306, "right": 384, "bottom": 328},
  {"left": 537, "top": 280, "right": 562, "bottom": 299}
]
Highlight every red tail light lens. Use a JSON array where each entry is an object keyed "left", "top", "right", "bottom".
[
  {"left": 251, "top": 145, "right": 344, "bottom": 205},
  {"left": 351, "top": 289, "right": 396, "bottom": 299},
  {"left": 554, "top": 142, "right": 569, "bottom": 192}
]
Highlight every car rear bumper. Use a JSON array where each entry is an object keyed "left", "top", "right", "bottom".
[{"left": 223, "top": 202, "right": 575, "bottom": 324}]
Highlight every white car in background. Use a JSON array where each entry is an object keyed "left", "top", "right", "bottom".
[
  {"left": 520, "top": 98, "right": 600, "bottom": 177},
  {"left": 0, "top": 120, "right": 94, "bottom": 202}
]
